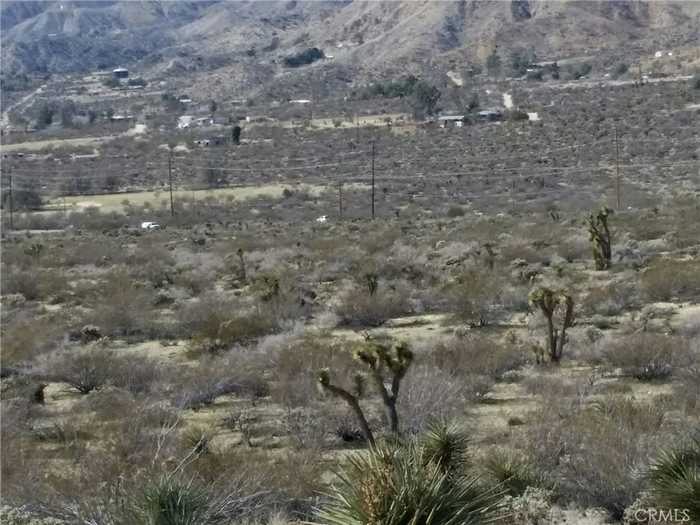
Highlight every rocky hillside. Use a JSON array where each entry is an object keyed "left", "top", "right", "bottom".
[{"left": 2, "top": 0, "right": 699, "bottom": 94}]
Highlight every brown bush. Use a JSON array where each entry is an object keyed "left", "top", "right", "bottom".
[
  {"left": 600, "top": 333, "right": 689, "bottom": 381},
  {"left": 641, "top": 258, "right": 700, "bottom": 301},
  {"left": 430, "top": 334, "right": 526, "bottom": 380},
  {"left": 447, "top": 268, "right": 502, "bottom": 325},
  {"left": 1, "top": 314, "right": 65, "bottom": 366},
  {"left": 334, "top": 282, "right": 411, "bottom": 327},
  {"left": 525, "top": 394, "right": 674, "bottom": 518},
  {"left": 397, "top": 365, "right": 475, "bottom": 433},
  {"left": 271, "top": 335, "right": 356, "bottom": 408},
  {"left": 87, "top": 269, "right": 153, "bottom": 337}
]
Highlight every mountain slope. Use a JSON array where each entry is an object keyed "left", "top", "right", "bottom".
[{"left": 2, "top": 1, "right": 699, "bottom": 93}]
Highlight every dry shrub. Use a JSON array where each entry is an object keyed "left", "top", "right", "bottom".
[
  {"left": 2, "top": 267, "right": 70, "bottom": 303},
  {"left": 175, "top": 356, "right": 268, "bottom": 410},
  {"left": 189, "top": 314, "right": 278, "bottom": 355},
  {"left": 45, "top": 346, "right": 163, "bottom": 395},
  {"left": 447, "top": 268, "right": 502, "bottom": 325},
  {"left": 62, "top": 238, "right": 126, "bottom": 267},
  {"left": 677, "top": 365, "right": 700, "bottom": 414},
  {"left": 558, "top": 231, "right": 590, "bottom": 262},
  {"left": 500, "top": 239, "right": 549, "bottom": 264},
  {"left": 88, "top": 269, "right": 153, "bottom": 337},
  {"left": 271, "top": 335, "right": 355, "bottom": 407},
  {"left": 397, "top": 365, "right": 472, "bottom": 434},
  {"left": 581, "top": 282, "right": 636, "bottom": 316},
  {"left": 2, "top": 267, "right": 40, "bottom": 300},
  {"left": 176, "top": 265, "right": 217, "bottom": 296},
  {"left": 1, "top": 314, "right": 65, "bottom": 366},
  {"left": 600, "top": 333, "right": 690, "bottom": 381},
  {"left": 641, "top": 258, "right": 700, "bottom": 301},
  {"left": 47, "top": 346, "right": 115, "bottom": 394},
  {"left": 334, "top": 282, "right": 411, "bottom": 327},
  {"left": 525, "top": 394, "right": 674, "bottom": 518},
  {"left": 430, "top": 334, "right": 526, "bottom": 380}
]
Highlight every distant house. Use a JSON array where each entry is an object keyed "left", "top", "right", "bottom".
[
  {"left": 195, "top": 135, "right": 226, "bottom": 147},
  {"left": 110, "top": 114, "right": 134, "bottom": 122},
  {"left": 477, "top": 109, "right": 503, "bottom": 122},
  {"left": 112, "top": 67, "right": 129, "bottom": 80},
  {"left": 178, "top": 115, "right": 194, "bottom": 129},
  {"left": 437, "top": 115, "right": 465, "bottom": 128}
]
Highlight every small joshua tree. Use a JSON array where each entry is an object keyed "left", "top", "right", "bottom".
[
  {"left": 528, "top": 287, "right": 575, "bottom": 364},
  {"left": 587, "top": 207, "right": 613, "bottom": 270},
  {"left": 317, "top": 340, "right": 414, "bottom": 445},
  {"left": 364, "top": 272, "right": 379, "bottom": 296},
  {"left": 236, "top": 248, "right": 246, "bottom": 281}
]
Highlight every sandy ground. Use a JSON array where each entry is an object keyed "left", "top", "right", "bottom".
[{"left": 40, "top": 182, "right": 371, "bottom": 213}]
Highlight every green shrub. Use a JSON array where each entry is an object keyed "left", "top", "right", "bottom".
[
  {"left": 129, "top": 475, "right": 214, "bottom": 525},
  {"left": 480, "top": 450, "right": 546, "bottom": 497}
]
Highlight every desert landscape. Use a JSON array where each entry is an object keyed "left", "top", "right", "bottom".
[{"left": 1, "top": 1, "right": 699, "bottom": 524}]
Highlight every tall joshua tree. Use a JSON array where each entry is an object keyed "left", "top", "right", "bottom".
[
  {"left": 529, "top": 287, "right": 575, "bottom": 364},
  {"left": 587, "top": 207, "right": 613, "bottom": 270},
  {"left": 318, "top": 340, "right": 414, "bottom": 445}
]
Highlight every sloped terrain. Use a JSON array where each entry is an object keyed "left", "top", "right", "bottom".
[{"left": 2, "top": 0, "right": 699, "bottom": 93}]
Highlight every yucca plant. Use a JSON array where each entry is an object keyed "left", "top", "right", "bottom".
[
  {"left": 314, "top": 425, "right": 503, "bottom": 525},
  {"left": 132, "top": 475, "right": 213, "bottom": 525},
  {"left": 480, "top": 449, "right": 548, "bottom": 497},
  {"left": 647, "top": 435, "right": 700, "bottom": 520},
  {"left": 421, "top": 421, "right": 470, "bottom": 474}
]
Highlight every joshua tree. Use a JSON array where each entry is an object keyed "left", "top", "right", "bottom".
[
  {"left": 236, "top": 247, "right": 246, "bottom": 281},
  {"left": 317, "top": 340, "right": 414, "bottom": 445},
  {"left": 587, "top": 207, "right": 613, "bottom": 270},
  {"left": 232, "top": 125, "right": 242, "bottom": 145},
  {"left": 528, "top": 287, "right": 575, "bottom": 363},
  {"left": 318, "top": 368, "right": 374, "bottom": 446},
  {"left": 364, "top": 272, "right": 379, "bottom": 296}
]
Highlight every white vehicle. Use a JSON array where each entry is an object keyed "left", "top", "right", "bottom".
[
  {"left": 141, "top": 221, "right": 161, "bottom": 231},
  {"left": 315, "top": 215, "right": 328, "bottom": 224}
]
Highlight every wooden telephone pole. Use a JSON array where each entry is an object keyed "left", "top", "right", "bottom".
[
  {"left": 338, "top": 181, "right": 343, "bottom": 219},
  {"left": 7, "top": 165, "right": 14, "bottom": 230},
  {"left": 614, "top": 125, "right": 621, "bottom": 210},
  {"left": 168, "top": 149, "right": 175, "bottom": 216},
  {"left": 370, "top": 140, "right": 376, "bottom": 219}
]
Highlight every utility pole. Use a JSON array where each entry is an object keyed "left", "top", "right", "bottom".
[
  {"left": 338, "top": 180, "right": 343, "bottom": 220},
  {"left": 168, "top": 149, "right": 175, "bottom": 216},
  {"left": 614, "top": 124, "right": 621, "bottom": 210},
  {"left": 8, "top": 165, "right": 13, "bottom": 230},
  {"left": 370, "top": 140, "right": 376, "bottom": 219}
]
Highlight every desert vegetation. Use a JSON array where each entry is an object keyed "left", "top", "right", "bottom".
[{"left": 1, "top": 42, "right": 700, "bottom": 525}]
